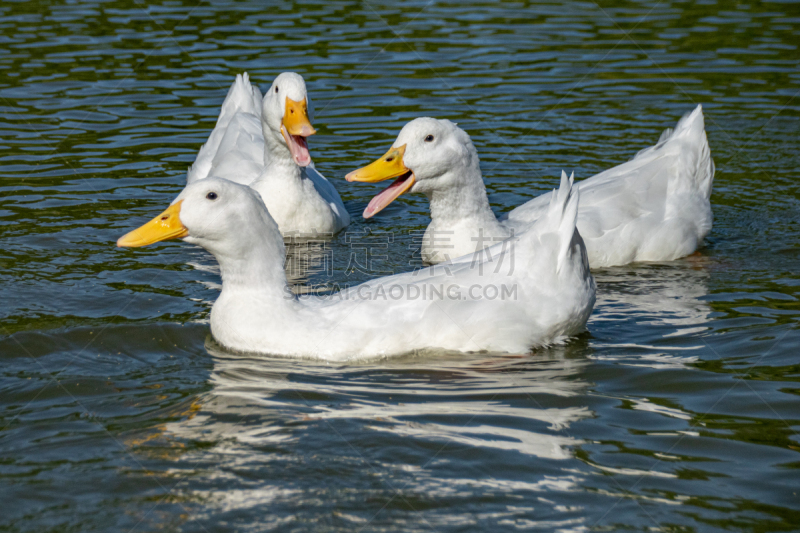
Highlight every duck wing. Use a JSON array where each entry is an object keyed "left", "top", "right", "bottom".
[
  {"left": 187, "top": 73, "right": 264, "bottom": 184},
  {"left": 206, "top": 112, "right": 265, "bottom": 185},
  {"left": 303, "top": 163, "right": 351, "bottom": 227},
  {"left": 313, "top": 171, "right": 593, "bottom": 355},
  {"left": 502, "top": 105, "right": 714, "bottom": 266}
]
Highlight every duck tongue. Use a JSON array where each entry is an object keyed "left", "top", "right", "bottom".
[
  {"left": 363, "top": 172, "right": 416, "bottom": 218},
  {"left": 283, "top": 127, "right": 312, "bottom": 167}
]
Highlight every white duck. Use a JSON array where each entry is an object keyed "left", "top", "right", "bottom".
[
  {"left": 185, "top": 72, "right": 350, "bottom": 235},
  {"left": 346, "top": 106, "right": 714, "bottom": 267},
  {"left": 117, "top": 176, "right": 595, "bottom": 360}
]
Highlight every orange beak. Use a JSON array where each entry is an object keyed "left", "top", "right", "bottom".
[{"left": 282, "top": 97, "right": 316, "bottom": 137}]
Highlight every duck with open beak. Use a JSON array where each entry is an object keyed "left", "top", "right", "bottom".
[
  {"left": 281, "top": 96, "right": 316, "bottom": 167},
  {"left": 345, "top": 144, "right": 415, "bottom": 218}
]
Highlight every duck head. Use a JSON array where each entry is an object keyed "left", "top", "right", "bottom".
[
  {"left": 345, "top": 118, "right": 480, "bottom": 218},
  {"left": 117, "top": 178, "right": 283, "bottom": 262},
  {"left": 262, "top": 72, "right": 317, "bottom": 167}
]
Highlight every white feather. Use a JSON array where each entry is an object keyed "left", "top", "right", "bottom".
[
  {"left": 165, "top": 177, "right": 595, "bottom": 359},
  {"left": 375, "top": 108, "right": 714, "bottom": 268},
  {"left": 183, "top": 72, "right": 350, "bottom": 235}
]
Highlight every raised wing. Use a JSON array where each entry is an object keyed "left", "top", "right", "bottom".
[{"left": 187, "top": 73, "right": 264, "bottom": 184}]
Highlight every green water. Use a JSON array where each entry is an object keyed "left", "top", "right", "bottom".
[{"left": 1, "top": 1, "right": 799, "bottom": 531}]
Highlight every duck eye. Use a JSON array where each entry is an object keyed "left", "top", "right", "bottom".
[
  {"left": 425, "top": 134, "right": 434, "bottom": 142},
  {"left": 275, "top": 87, "right": 278, "bottom": 93},
  {"left": 206, "top": 192, "right": 218, "bottom": 200}
]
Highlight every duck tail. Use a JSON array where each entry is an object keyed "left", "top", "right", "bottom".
[
  {"left": 636, "top": 105, "right": 715, "bottom": 200},
  {"left": 687, "top": 105, "right": 715, "bottom": 201},
  {"left": 537, "top": 171, "right": 580, "bottom": 275},
  {"left": 670, "top": 105, "right": 715, "bottom": 200},
  {"left": 217, "top": 72, "right": 262, "bottom": 127}
]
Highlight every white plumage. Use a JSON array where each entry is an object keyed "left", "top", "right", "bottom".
[
  {"left": 349, "top": 106, "right": 714, "bottom": 267},
  {"left": 118, "top": 176, "right": 596, "bottom": 360},
  {"left": 185, "top": 72, "right": 350, "bottom": 236}
]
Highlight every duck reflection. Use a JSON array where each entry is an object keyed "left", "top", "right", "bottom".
[
  {"left": 165, "top": 344, "right": 593, "bottom": 461},
  {"left": 155, "top": 344, "right": 594, "bottom": 530},
  {"left": 596, "top": 260, "right": 710, "bottom": 323},
  {"left": 589, "top": 257, "right": 713, "bottom": 366}
]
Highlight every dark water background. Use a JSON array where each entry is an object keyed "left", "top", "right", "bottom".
[{"left": 1, "top": 1, "right": 799, "bottom": 531}]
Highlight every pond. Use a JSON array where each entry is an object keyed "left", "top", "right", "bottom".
[{"left": 1, "top": 1, "right": 799, "bottom": 531}]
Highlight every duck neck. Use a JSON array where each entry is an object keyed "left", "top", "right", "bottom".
[
  {"left": 262, "top": 124, "right": 302, "bottom": 183},
  {"left": 425, "top": 166, "right": 504, "bottom": 234},
  {"left": 215, "top": 232, "right": 292, "bottom": 303}
]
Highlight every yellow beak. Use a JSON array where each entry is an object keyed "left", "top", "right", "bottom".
[
  {"left": 117, "top": 200, "right": 189, "bottom": 247},
  {"left": 345, "top": 145, "right": 409, "bottom": 183},
  {"left": 282, "top": 97, "right": 316, "bottom": 137},
  {"left": 345, "top": 145, "right": 416, "bottom": 218}
]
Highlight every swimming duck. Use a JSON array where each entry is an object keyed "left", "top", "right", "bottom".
[
  {"left": 117, "top": 175, "right": 595, "bottom": 360},
  {"left": 346, "top": 106, "right": 714, "bottom": 267},
  {"left": 186, "top": 72, "right": 350, "bottom": 236}
]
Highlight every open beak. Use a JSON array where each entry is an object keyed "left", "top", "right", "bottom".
[
  {"left": 117, "top": 200, "right": 189, "bottom": 247},
  {"left": 345, "top": 144, "right": 416, "bottom": 218},
  {"left": 281, "top": 97, "right": 316, "bottom": 167}
]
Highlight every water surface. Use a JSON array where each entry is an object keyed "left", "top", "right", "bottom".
[{"left": 1, "top": 1, "right": 799, "bottom": 531}]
